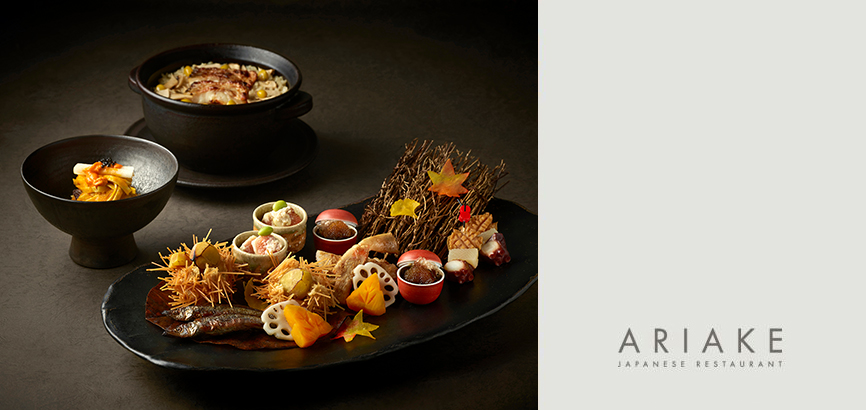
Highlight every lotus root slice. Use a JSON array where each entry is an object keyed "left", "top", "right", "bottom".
[
  {"left": 352, "top": 262, "right": 399, "bottom": 307},
  {"left": 261, "top": 300, "right": 300, "bottom": 341}
]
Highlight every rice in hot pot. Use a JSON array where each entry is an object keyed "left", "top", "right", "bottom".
[{"left": 154, "top": 62, "right": 289, "bottom": 105}]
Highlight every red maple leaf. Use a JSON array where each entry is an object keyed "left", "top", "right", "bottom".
[{"left": 427, "top": 159, "right": 469, "bottom": 198}]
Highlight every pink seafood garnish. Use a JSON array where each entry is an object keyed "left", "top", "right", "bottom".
[{"left": 241, "top": 234, "right": 284, "bottom": 255}]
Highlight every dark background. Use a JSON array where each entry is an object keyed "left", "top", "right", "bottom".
[{"left": 1, "top": 1, "right": 537, "bottom": 408}]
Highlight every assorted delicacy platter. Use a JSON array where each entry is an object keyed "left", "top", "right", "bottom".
[
  {"left": 102, "top": 198, "right": 537, "bottom": 371},
  {"left": 101, "top": 140, "right": 538, "bottom": 371}
]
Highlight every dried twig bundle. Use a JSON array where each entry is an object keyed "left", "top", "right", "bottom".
[{"left": 358, "top": 140, "right": 508, "bottom": 257}]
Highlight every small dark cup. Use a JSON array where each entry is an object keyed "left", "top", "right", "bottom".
[{"left": 21, "top": 135, "right": 178, "bottom": 268}]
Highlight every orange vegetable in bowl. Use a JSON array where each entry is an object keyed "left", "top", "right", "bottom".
[
  {"left": 346, "top": 274, "right": 386, "bottom": 316},
  {"left": 283, "top": 304, "right": 332, "bottom": 348}
]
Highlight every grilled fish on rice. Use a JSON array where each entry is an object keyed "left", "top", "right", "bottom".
[
  {"left": 191, "top": 66, "right": 258, "bottom": 88},
  {"left": 154, "top": 62, "right": 290, "bottom": 105},
  {"left": 186, "top": 67, "right": 258, "bottom": 104}
]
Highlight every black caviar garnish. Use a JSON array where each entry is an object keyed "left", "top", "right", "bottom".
[{"left": 98, "top": 158, "right": 116, "bottom": 168}]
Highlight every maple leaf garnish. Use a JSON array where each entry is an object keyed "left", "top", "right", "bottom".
[
  {"left": 427, "top": 159, "right": 469, "bottom": 198},
  {"left": 390, "top": 198, "right": 420, "bottom": 219},
  {"left": 333, "top": 310, "right": 380, "bottom": 342}
]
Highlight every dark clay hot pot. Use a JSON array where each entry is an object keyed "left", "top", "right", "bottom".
[{"left": 128, "top": 43, "right": 313, "bottom": 174}]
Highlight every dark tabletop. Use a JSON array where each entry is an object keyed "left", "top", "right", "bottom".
[{"left": 0, "top": 1, "right": 537, "bottom": 409}]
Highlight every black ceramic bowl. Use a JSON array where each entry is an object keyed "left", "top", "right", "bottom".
[
  {"left": 128, "top": 43, "right": 313, "bottom": 174},
  {"left": 21, "top": 135, "right": 178, "bottom": 268}
]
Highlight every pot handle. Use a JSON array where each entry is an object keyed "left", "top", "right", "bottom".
[
  {"left": 128, "top": 66, "right": 142, "bottom": 95},
  {"left": 275, "top": 91, "right": 313, "bottom": 120}
]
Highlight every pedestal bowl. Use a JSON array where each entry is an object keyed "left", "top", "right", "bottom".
[{"left": 21, "top": 135, "right": 178, "bottom": 268}]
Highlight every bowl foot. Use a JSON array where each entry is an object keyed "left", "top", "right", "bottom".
[{"left": 69, "top": 235, "right": 138, "bottom": 269}]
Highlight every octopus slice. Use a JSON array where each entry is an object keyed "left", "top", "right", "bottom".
[{"left": 331, "top": 233, "right": 399, "bottom": 304}]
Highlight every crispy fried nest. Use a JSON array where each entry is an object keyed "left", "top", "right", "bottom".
[
  {"left": 148, "top": 232, "right": 257, "bottom": 308},
  {"left": 251, "top": 255, "right": 341, "bottom": 321}
]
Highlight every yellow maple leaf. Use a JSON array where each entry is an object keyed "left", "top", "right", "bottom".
[
  {"left": 427, "top": 159, "right": 469, "bottom": 197},
  {"left": 390, "top": 198, "right": 420, "bottom": 219},
  {"left": 334, "top": 310, "right": 379, "bottom": 342}
]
